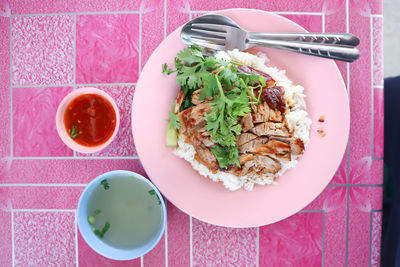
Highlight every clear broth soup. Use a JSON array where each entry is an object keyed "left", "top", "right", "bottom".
[{"left": 87, "top": 175, "right": 163, "bottom": 249}]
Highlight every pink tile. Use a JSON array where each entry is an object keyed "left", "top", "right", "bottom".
[
  {"left": 187, "top": 0, "right": 324, "bottom": 12},
  {"left": 192, "top": 219, "right": 257, "bottom": 266},
  {"left": 142, "top": 0, "right": 164, "bottom": 67},
  {"left": 372, "top": 17, "right": 383, "bottom": 86},
  {"left": 76, "top": 86, "right": 136, "bottom": 157},
  {"left": 349, "top": 157, "right": 383, "bottom": 184},
  {"left": 167, "top": 202, "right": 190, "bottom": 267},
  {"left": 373, "top": 88, "right": 384, "bottom": 158},
  {"left": 280, "top": 14, "right": 323, "bottom": 33},
  {"left": 13, "top": 87, "right": 73, "bottom": 157},
  {"left": 143, "top": 234, "right": 165, "bottom": 267},
  {"left": 4, "top": 186, "right": 83, "bottom": 209},
  {"left": 349, "top": 0, "right": 382, "bottom": 16},
  {"left": 78, "top": 229, "right": 141, "bottom": 267},
  {"left": 349, "top": 0, "right": 372, "bottom": 172},
  {"left": 348, "top": 187, "right": 382, "bottom": 267},
  {"left": 12, "top": 16, "right": 73, "bottom": 86},
  {"left": 2, "top": 159, "right": 146, "bottom": 184},
  {"left": 76, "top": 14, "right": 139, "bottom": 84},
  {"left": 9, "top": 0, "right": 141, "bottom": 14},
  {"left": 0, "top": 17, "right": 10, "bottom": 157},
  {"left": 330, "top": 152, "right": 348, "bottom": 184},
  {"left": 371, "top": 211, "right": 382, "bottom": 267},
  {"left": 259, "top": 212, "right": 323, "bottom": 267},
  {"left": 0, "top": 190, "right": 12, "bottom": 267},
  {"left": 167, "top": 1, "right": 190, "bottom": 35},
  {"left": 14, "top": 211, "right": 76, "bottom": 266},
  {"left": 302, "top": 187, "right": 348, "bottom": 267}
]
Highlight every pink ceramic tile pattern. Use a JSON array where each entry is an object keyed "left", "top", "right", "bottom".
[
  {"left": 259, "top": 212, "right": 323, "bottom": 267},
  {"left": 371, "top": 211, "right": 382, "bottom": 266},
  {"left": 141, "top": 0, "right": 165, "bottom": 67},
  {"left": 280, "top": 14, "right": 323, "bottom": 33},
  {"left": 374, "top": 87, "right": 384, "bottom": 159},
  {"left": 76, "top": 14, "right": 139, "bottom": 84},
  {"left": 348, "top": 187, "right": 383, "bottom": 267},
  {"left": 143, "top": 234, "right": 165, "bottom": 267},
  {"left": 0, "top": 17, "right": 10, "bottom": 157},
  {"left": 13, "top": 87, "right": 73, "bottom": 157},
  {"left": 167, "top": 0, "right": 190, "bottom": 35},
  {"left": 9, "top": 0, "right": 141, "bottom": 14},
  {"left": 14, "top": 211, "right": 76, "bottom": 266},
  {"left": 0, "top": 191, "right": 12, "bottom": 267},
  {"left": 372, "top": 17, "right": 383, "bottom": 86},
  {"left": 4, "top": 186, "right": 83, "bottom": 209},
  {"left": 0, "top": 0, "right": 384, "bottom": 265},
  {"left": 167, "top": 202, "right": 190, "bottom": 267},
  {"left": 187, "top": 0, "right": 324, "bottom": 12},
  {"left": 1, "top": 159, "right": 146, "bottom": 184},
  {"left": 192, "top": 219, "right": 257, "bottom": 266},
  {"left": 12, "top": 15, "right": 74, "bottom": 86},
  {"left": 78, "top": 229, "right": 141, "bottom": 267},
  {"left": 76, "top": 86, "right": 136, "bottom": 157}
]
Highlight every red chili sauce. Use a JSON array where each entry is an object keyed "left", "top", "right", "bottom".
[{"left": 64, "top": 94, "right": 116, "bottom": 147}]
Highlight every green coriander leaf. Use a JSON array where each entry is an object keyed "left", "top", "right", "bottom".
[
  {"left": 148, "top": 189, "right": 156, "bottom": 195},
  {"left": 162, "top": 63, "right": 175, "bottom": 75},
  {"left": 129, "top": 176, "right": 135, "bottom": 181},
  {"left": 94, "top": 209, "right": 101, "bottom": 215},
  {"left": 94, "top": 229, "right": 102, "bottom": 237},
  {"left": 69, "top": 125, "right": 79, "bottom": 139},
  {"left": 101, "top": 221, "right": 110, "bottom": 237},
  {"left": 168, "top": 111, "right": 181, "bottom": 130},
  {"left": 100, "top": 179, "right": 110, "bottom": 190},
  {"left": 211, "top": 146, "right": 241, "bottom": 169},
  {"left": 200, "top": 73, "right": 219, "bottom": 99}
]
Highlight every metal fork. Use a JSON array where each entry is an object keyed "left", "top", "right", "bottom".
[{"left": 182, "top": 20, "right": 360, "bottom": 62}]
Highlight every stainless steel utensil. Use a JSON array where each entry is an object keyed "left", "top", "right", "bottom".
[{"left": 181, "top": 14, "right": 360, "bottom": 62}]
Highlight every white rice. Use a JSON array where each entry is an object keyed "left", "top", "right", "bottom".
[{"left": 174, "top": 50, "right": 312, "bottom": 191}]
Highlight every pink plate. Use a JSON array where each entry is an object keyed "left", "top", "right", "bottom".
[{"left": 132, "top": 9, "right": 349, "bottom": 227}]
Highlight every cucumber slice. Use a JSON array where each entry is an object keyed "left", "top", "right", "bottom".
[{"left": 166, "top": 120, "right": 178, "bottom": 147}]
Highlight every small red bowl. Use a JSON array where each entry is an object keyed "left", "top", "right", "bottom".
[{"left": 56, "top": 87, "right": 120, "bottom": 153}]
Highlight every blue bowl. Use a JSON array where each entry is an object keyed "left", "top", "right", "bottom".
[{"left": 77, "top": 170, "right": 167, "bottom": 260}]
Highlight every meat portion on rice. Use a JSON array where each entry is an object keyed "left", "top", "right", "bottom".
[{"left": 175, "top": 66, "right": 305, "bottom": 178}]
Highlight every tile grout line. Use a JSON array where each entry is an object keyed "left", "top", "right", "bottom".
[
  {"left": 190, "top": 216, "right": 193, "bottom": 267},
  {"left": 256, "top": 227, "right": 259, "bottom": 267},
  {"left": 141, "top": 256, "right": 144, "bottom": 267},
  {"left": 13, "top": 82, "right": 137, "bottom": 88},
  {"left": 322, "top": 13, "right": 325, "bottom": 33},
  {"left": 75, "top": 210, "right": 79, "bottom": 267},
  {"left": 370, "top": 15, "right": 374, "bottom": 160},
  {"left": 322, "top": 211, "right": 325, "bottom": 267},
  {"left": 369, "top": 211, "right": 373, "bottom": 267},
  {"left": 345, "top": 0, "right": 350, "bottom": 265},
  {"left": 9, "top": 16, "right": 13, "bottom": 158},
  {"left": 11, "top": 210, "right": 15, "bottom": 267},
  {"left": 164, "top": 0, "right": 167, "bottom": 38},
  {"left": 13, "top": 209, "right": 76, "bottom": 212},
  {"left": 12, "top": 11, "right": 141, "bottom": 17},
  {"left": 138, "top": 11, "right": 142, "bottom": 75}
]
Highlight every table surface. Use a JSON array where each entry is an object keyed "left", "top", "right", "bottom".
[{"left": 0, "top": 0, "right": 383, "bottom": 266}]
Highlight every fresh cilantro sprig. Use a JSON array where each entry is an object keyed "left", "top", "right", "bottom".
[
  {"left": 100, "top": 179, "right": 110, "bottom": 190},
  {"left": 162, "top": 46, "right": 268, "bottom": 169}
]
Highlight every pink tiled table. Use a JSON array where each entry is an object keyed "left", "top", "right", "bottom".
[{"left": 0, "top": 0, "right": 383, "bottom": 266}]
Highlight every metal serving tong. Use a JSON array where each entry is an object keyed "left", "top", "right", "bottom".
[{"left": 181, "top": 14, "right": 360, "bottom": 63}]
